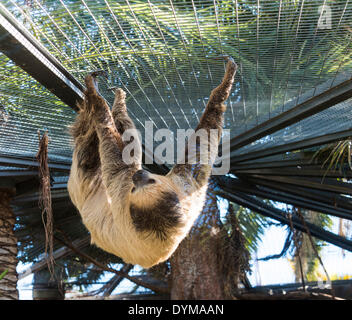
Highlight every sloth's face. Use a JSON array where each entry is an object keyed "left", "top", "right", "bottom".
[
  {"left": 131, "top": 169, "right": 156, "bottom": 192},
  {"left": 129, "top": 169, "right": 179, "bottom": 208},
  {"left": 129, "top": 169, "right": 181, "bottom": 238}
]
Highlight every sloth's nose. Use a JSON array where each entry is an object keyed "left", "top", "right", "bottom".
[{"left": 132, "top": 170, "right": 149, "bottom": 185}]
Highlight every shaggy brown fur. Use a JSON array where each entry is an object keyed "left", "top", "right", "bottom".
[{"left": 68, "top": 57, "right": 237, "bottom": 268}]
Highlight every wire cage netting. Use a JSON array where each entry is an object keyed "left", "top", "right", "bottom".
[
  {"left": 232, "top": 96, "right": 352, "bottom": 157},
  {"left": 0, "top": 53, "right": 75, "bottom": 161},
  {"left": 1, "top": 0, "right": 352, "bottom": 163}
]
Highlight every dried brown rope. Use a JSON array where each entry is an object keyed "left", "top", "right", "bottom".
[{"left": 36, "top": 131, "right": 55, "bottom": 279}]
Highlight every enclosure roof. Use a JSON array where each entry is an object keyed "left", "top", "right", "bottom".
[{"left": 1, "top": 0, "right": 352, "bottom": 161}]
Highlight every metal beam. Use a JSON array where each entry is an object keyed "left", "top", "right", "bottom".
[
  {"left": 246, "top": 279, "right": 352, "bottom": 299},
  {"left": 216, "top": 176, "right": 352, "bottom": 221},
  {"left": 0, "top": 154, "right": 71, "bottom": 172},
  {"left": 231, "top": 128, "right": 352, "bottom": 164},
  {"left": 217, "top": 189, "right": 352, "bottom": 252},
  {"left": 241, "top": 175, "right": 352, "bottom": 212},
  {"left": 0, "top": 4, "right": 83, "bottom": 110},
  {"left": 230, "top": 151, "right": 320, "bottom": 171},
  {"left": 234, "top": 167, "right": 352, "bottom": 179},
  {"left": 13, "top": 199, "right": 75, "bottom": 216},
  {"left": 245, "top": 174, "right": 352, "bottom": 196},
  {"left": 0, "top": 170, "right": 38, "bottom": 178},
  {"left": 231, "top": 159, "right": 313, "bottom": 171},
  {"left": 229, "top": 77, "right": 352, "bottom": 152},
  {"left": 12, "top": 190, "right": 69, "bottom": 204}
]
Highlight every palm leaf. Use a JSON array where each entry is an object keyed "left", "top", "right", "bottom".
[{"left": 0, "top": 270, "right": 8, "bottom": 281}]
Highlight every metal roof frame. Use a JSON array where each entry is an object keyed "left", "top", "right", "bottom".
[
  {"left": 230, "top": 151, "right": 320, "bottom": 171},
  {"left": 230, "top": 77, "right": 352, "bottom": 153},
  {"left": 231, "top": 128, "right": 352, "bottom": 164},
  {"left": 235, "top": 176, "right": 352, "bottom": 213},
  {"left": 0, "top": 3, "right": 83, "bottom": 110},
  {"left": 217, "top": 176, "right": 352, "bottom": 221},
  {"left": 233, "top": 167, "right": 352, "bottom": 179},
  {"left": 244, "top": 174, "right": 352, "bottom": 196},
  {"left": 0, "top": 154, "right": 71, "bottom": 172},
  {"left": 217, "top": 188, "right": 352, "bottom": 252}
]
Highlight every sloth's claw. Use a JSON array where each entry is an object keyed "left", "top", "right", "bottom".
[
  {"left": 90, "top": 69, "right": 108, "bottom": 78},
  {"left": 85, "top": 70, "right": 108, "bottom": 95},
  {"left": 213, "top": 55, "right": 238, "bottom": 72}
]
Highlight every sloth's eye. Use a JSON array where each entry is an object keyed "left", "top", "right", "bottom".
[
  {"left": 148, "top": 179, "right": 156, "bottom": 184},
  {"left": 131, "top": 187, "right": 136, "bottom": 193}
]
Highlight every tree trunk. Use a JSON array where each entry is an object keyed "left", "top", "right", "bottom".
[
  {"left": 0, "top": 189, "right": 18, "bottom": 300},
  {"left": 170, "top": 230, "right": 225, "bottom": 299},
  {"left": 293, "top": 210, "right": 322, "bottom": 282},
  {"left": 170, "top": 179, "right": 227, "bottom": 300}
]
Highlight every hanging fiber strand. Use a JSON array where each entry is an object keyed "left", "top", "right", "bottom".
[{"left": 36, "top": 130, "right": 55, "bottom": 278}]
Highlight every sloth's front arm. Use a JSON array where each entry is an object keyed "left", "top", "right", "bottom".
[{"left": 168, "top": 56, "right": 237, "bottom": 189}]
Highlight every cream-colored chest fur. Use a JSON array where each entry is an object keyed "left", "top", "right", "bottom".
[{"left": 68, "top": 167, "right": 208, "bottom": 268}]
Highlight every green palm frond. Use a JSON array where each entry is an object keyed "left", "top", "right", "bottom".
[
  {"left": 0, "top": 270, "right": 8, "bottom": 281},
  {"left": 224, "top": 202, "right": 271, "bottom": 254},
  {"left": 312, "top": 139, "right": 352, "bottom": 180}
]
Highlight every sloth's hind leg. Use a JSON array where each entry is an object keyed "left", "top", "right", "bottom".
[
  {"left": 85, "top": 75, "right": 136, "bottom": 204},
  {"left": 112, "top": 88, "right": 135, "bottom": 134},
  {"left": 71, "top": 96, "right": 100, "bottom": 178},
  {"left": 112, "top": 88, "right": 142, "bottom": 167}
]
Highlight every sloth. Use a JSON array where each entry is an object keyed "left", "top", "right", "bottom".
[{"left": 68, "top": 57, "right": 237, "bottom": 268}]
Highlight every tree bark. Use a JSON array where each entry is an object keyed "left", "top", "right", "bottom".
[
  {"left": 170, "top": 229, "right": 225, "bottom": 299},
  {"left": 293, "top": 210, "right": 321, "bottom": 282},
  {"left": 0, "top": 189, "right": 18, "bottom": 300},
  {"left": 170, "top": 179, "right": 226, "bottom": 300}
]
